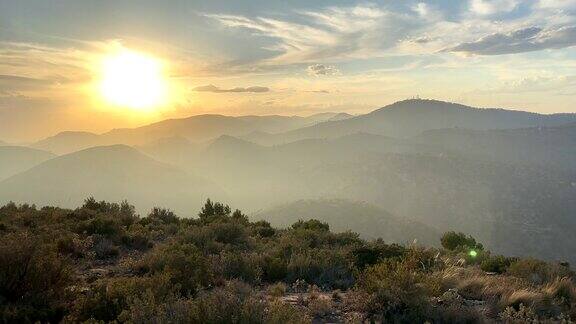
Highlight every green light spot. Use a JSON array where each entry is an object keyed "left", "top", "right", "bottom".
[{"left": 469, "top": 250, "right": 478, "bottom": 257}]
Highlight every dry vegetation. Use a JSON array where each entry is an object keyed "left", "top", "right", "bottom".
[{"left": 0, "top": 199, "right": 574, "bottom": 323}]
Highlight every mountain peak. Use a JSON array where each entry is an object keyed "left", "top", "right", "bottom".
[{"left": 373, "top": 99, "right": 473, "bottom": 114}]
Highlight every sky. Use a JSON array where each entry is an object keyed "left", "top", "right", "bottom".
[{"left": 1, "top": 0, "right": 576, "bottom": 142}]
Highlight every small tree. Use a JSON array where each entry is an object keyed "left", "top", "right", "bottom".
[
  {"left": 440, "top": 231, "right": 483, "bottom": 251},
  {"left": 198, "top": 199, "right": 232, "bottom": 223}
]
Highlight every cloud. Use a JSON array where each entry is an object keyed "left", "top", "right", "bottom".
[
  {"left": 193, "top": 84, "right": 270, "bottom": 93},
  {"left": 307, "top": 64, "right": 340, "bottom": 76},
  {"left": 205, "top": 5, "right": 418, "bottom": 64},
  {"left": 448, "top": 25, "right": 576, "bottom": 55},
  {"left": 469, "top": 0, "right": 520, "bottom": 15},
  {"left": 538, "top": 0, "right": 576, "bottom": 10},
  {"left": 477, "top": 75, "right": 576, "bottom": 94}
]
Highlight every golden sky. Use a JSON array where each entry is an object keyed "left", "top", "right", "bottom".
[{"left": 1, "top": 0, "right": 576, "bottom": 142}]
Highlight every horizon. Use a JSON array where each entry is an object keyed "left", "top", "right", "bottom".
[
  {"left": 3, "top": 97, "right": 576, "bottom": 143},
  {"left": 2, "top": 0, "right": 576, "bottom": 141}
]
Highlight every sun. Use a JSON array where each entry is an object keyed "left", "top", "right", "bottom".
[{"left": 99, "top": 49, "right": 168, "bottom": 111}]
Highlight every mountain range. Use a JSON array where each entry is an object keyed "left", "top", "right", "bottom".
[{"left": 2, "top": 99, "right": 576, "bottom": 262}]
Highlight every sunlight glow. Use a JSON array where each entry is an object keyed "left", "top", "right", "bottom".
[{"left": 99, "top": 49, "right": 168, "bottom": 111}]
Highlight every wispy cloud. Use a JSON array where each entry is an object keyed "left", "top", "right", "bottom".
[
  {"left": 205, "top": 5, "right": 418, "bottom": 64},
  {"left": 469, "top": 0, "right": 520, "bottom": 16},
  {"left": 448, "top": 25, "right": 576, "bottom": 55},
  {"left": 193, "top": 84, "right": 270, "bottom": 93}
]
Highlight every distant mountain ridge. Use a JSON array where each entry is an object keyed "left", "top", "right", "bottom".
[
  {"left": 0, "top": 145, "right": 224, "bottom": 215},
  {"left": 31, "top": 112, "right": 352, "bottom": 154},
  {"left": 0, "top": 146, "right": 56, "bottom": 181},
  {"left": 248, "top": 99, "right": 576, "bottom": 145}
]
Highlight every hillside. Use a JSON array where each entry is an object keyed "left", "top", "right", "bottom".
[
  {"left": 250, "top": 99, "right": 576, "bottom": 145},
  {"left": 32, "top": 131, "right": 104, "bottom": 155},
  {"left": 0, "top": 145, "right": 224, "bottom": 214},
  {"left": 1, "top": 199, "right": 574, "bottom": 323},
  {"left": 414, "top": 122, "right": 576, "bottom": 171},
  {"left": 187, "top": 135, "right": 576, "bottom": 263},
  {"left": 253, "top": 199, "right": 440, "bottom": 246},
  {"left": 0, "top": 146, "right": 56, "bottom": 181}
]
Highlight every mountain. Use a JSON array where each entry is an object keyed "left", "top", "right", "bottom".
[
  {"left": 31, "top": 113, "right": 352, "bottom": 154},
  {"left": 251, "top": 99, "right": 576, "bottom": 145},
  {"left": 137, "top": 136, "right": 202, "bottom": 166},
  {"left": 101, "top": 113, "right": 354, "bottom": 146},
  {"left": 0, "top": 146, "right": 56, "bottom": 181},
  {"left": 253, "top": 199, "right": 440, "bottom": 246},
  {"left": 0, "top": 145, "right": 224, "bottom": 215},
  {"left": 186, "top": 134, "right": 576, "bottom": 263},
  {"left": 414, "top": 122, "right": 576, "bottom": 172},
  {"left": 32, "top": 131, "right": 104, "bottom": 155}
]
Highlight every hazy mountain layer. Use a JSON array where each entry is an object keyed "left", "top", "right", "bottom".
[
  {"left": 248, "top": 99, "right": 576, "bottom": 145},
  {"left": 189, "top": 135, "right": 576, "bottom": 263},
  {"left": 31, "top": 113, "right": 352, "bottom": 155},
  {"left": 0, "top": 145, "right": 225, "bottom": 215},
  {"left": 5, "top": 99, "right": 576, "bottom": 263},
  {"left": 415, "top": 122, "right": 576, "bottom": 172},
  {"left": 0, "top": 146, "right": 56, "bottom": 181},
  {"left": 253, "top": 199, "right": 440, "bottom": 246},
  {"left": 32, "top": 131, "right": 101, "bottom": 155}
]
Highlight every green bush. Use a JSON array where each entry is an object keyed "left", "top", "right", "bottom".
[
  {"left": 291, "top": 219, "right": 329, "bottom": 232},
  {"left": 352, "top": 241, "right": 407, "bottom": 270},
  {"left": 440, "top": 231, "right": 483, "bottom": 252},
  {"left": 0, "top": 233, "right": 73, "bottom": 323},
  {"left": 136, "top": 242, "right": 211, "bottom": 294},
  {"left": 351, "top": 259, "right": 432, "bottom": 322},
  {"left": 287, "top": 249, "right": 354, "bottom": 289}
]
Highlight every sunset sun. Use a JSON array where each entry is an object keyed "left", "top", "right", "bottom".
[{"left": 99, "top": 49, "right": 168, "bottom": 111}]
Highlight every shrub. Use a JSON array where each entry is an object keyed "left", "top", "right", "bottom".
[
  {"left": 136, "top": 242, "right": 211, "bottom": 294},
  {"left": 77, "top": 215, "right": 123, "bottom": 239},
  {"left": 92, "top": 236, "right": 120, "bottom": 260},
  {"left": 291, "top": 219, "right": 329, "bottom": 232},
  {"left": 481, "top": 255, "right": 516, "bottom": 274},
  {"left": 209, "top": 252, "right": 262, "bottom": 284},
  {"left": 351, "top": 258, "right": 438, "bottom": 322},
  {"left": 260, "top": 255, "right": 288, "bottom": 282},
  {"left": 251, "top": 220, "right": 276, "bottom": 238},
  {"left": 543, "top": 277, "right": 576, "bottom": 307},
  {"left": 0, "top": 233, "right": 73, "bottom": 323},
  {"left": 268, "top": 282, "right": 287, "bottom": 297},
  {"left": 287, "top": 249, "right": 354, "bottom": 289},
  {"left": 507, "top": 258, "right": 571, "bottom": 284},
  {"left": 440, "top": 231, "right": 483, "bottom": 252},
  {"left": 146, "top": 207, "right": 179, "bottom": 225},
  {"left": 352, "top": 241, "right": 407, "bottom": 270},
  {"left": 71, "top": 273, "right": 177, "bottom": 322}
]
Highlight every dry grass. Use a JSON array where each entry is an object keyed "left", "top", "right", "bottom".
[{"left": 442, "top": 265, "right": 576, "bottom": 320}]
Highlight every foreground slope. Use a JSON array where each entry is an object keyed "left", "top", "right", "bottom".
[
  {"left": 0, "top": 145, "right": 223, "bottom": 214},
  {"left": 0, "top": 146, "right": 56, "bottom": 181},
  {"left": 2, "top": 199, "right": 574, "bottom": 323}
]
